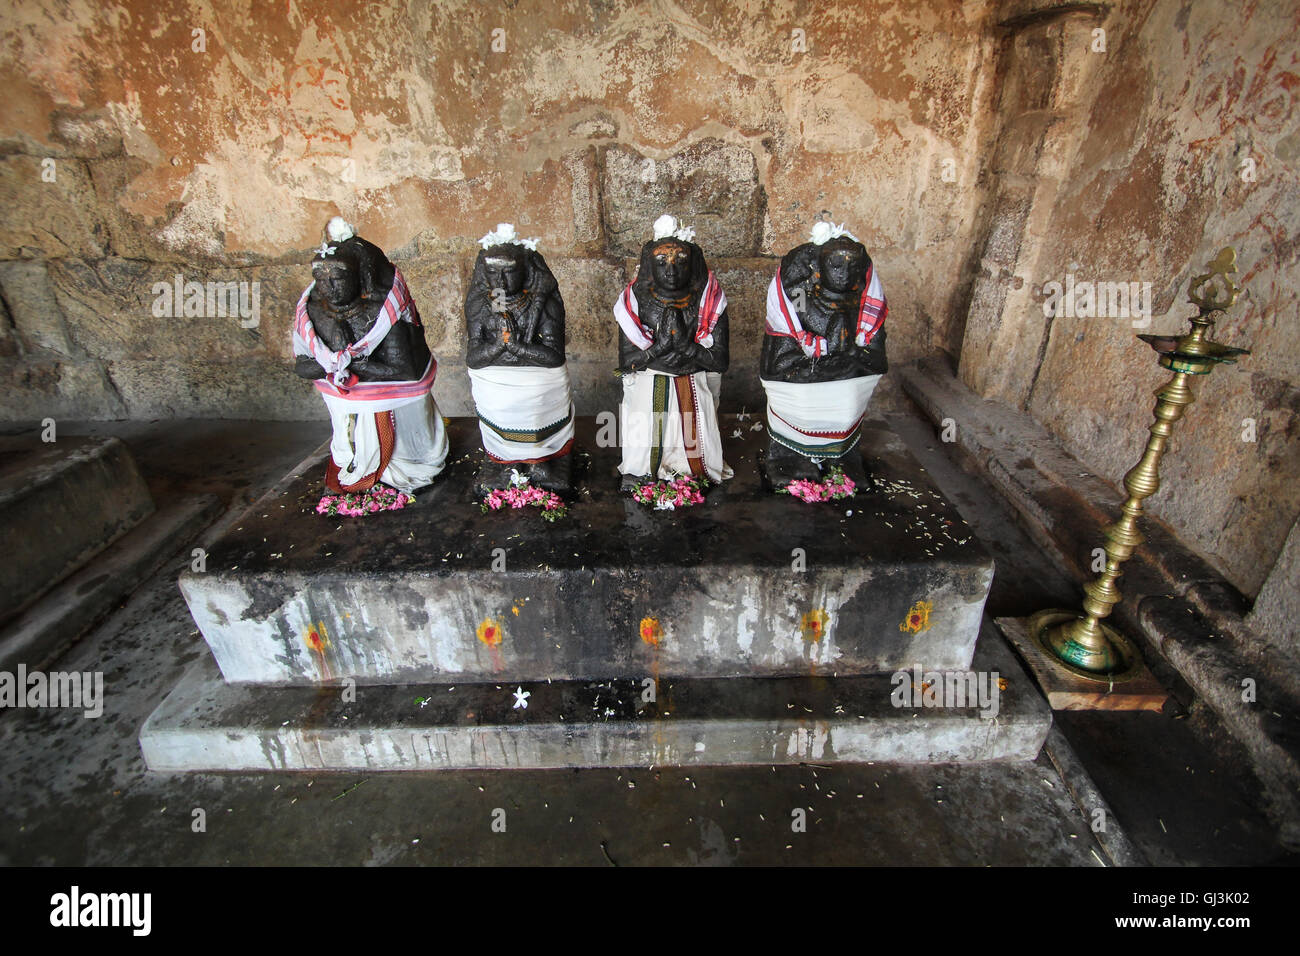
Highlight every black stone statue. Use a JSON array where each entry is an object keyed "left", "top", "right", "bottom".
[
  {"left": 465, "top": 232, "right": 575, "bottom": 495},
  {"left": 617, "top": 237, "right": 729, "bottom": 378},
  {"left": 291, "top": 226, "right": 448, "bottom": 494},
  {"left": 614, "top": 218, "right": 731, "bottom": 489},
  {"left": 759, "top": 230, "right": 888, "bottom": 488},
  {"left": 294, "top": 241, "right": 430, "bottom": 384}
]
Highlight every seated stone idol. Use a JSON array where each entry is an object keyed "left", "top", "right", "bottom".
[
  {"left": 614, "top": 215, "right": 732, "bottom": 490},
  {"left": 465, "top": 223, "right": 575, "bottom": 494},
  {"left": 292, "top": 217, "right": 449, "bottom": 494},
  {"left": 759, "top": 221, "right": 888, "bottom": 487}
]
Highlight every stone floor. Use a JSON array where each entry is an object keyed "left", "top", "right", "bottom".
[{"left": 0, "top": 412, "right": 1293, "bottom": 865}]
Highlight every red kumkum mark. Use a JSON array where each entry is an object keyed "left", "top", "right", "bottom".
[
  {"left": 900, "top": 600, "right": 934, "bottom": 635},
  {"left": 801, "top": 609, "right": 829, "bottom": 643},
  {"left": 477, "top": 617, "right": 506, "bottom": 673},
  {"left": 302, "top": 621, "right": 332, "bottom": 681},
  {"left": 303, "top": 621, "right": 329, "bottom": 652},
  {"left": 639, "top": 617, "right": 663, "bottom": 646},
  {"left": 477, "top": 617, "right": 504, "bottom": 647}
]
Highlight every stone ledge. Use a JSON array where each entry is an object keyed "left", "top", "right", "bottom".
[
  {"left": 140, "top": 621, "right": 1050, "bottom": 772},
  {"left": 899, "top": 355, "right": 1250, "bottom": 694},
  {"left": 1041, "top": 723, "right": 1148, "bottom": 867},
  {"left": 1139, "top": 594, "right": 1300, "bottom": 849},
  {"left": 903, "top": 358, "right": 1228, "bottom": 601},
  {"left": 0, "top": 492, "right": 222, "bottom": 673},
  {"left": 0, "top": 435, "right": 153, "bottom": 623}
]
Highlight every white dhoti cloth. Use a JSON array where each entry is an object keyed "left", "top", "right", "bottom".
[
  {"left": 619, "top": 370, "right": 732, "bottom": 482},
  {"left": 468, "top": 364, "right": 575, "bottom": 462},
  {"left": 321, "top": 389, "right": 448, "bottom": 494},
  {"left": 760, "top": 375, "right": 882, "bottom": 459}
]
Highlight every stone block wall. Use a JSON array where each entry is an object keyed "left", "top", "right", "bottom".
[{"left": 0, "top": 0, "right": 996, "bottom": 420}]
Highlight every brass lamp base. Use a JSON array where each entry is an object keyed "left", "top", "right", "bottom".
[
  {"left": 1028, "top": 250, "right": 1248, "bottom": 687},
  {"left": 1030, "top": 610, "right": 1141, "bottom": 684}
]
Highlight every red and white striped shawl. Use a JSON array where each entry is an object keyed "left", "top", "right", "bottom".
[
  {"left": 614, "top": 271, "right": 727, "bottom": 351},
  {"left": 292, "top": 268, "right": 436, "bottom": 402},
  {"left": 765, "top": 264, "right": 887, "bottom": 358}
]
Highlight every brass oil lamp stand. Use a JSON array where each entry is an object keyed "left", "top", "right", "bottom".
[{"left": 1031, "top": 248, "right": 1250, "bottom": 682}]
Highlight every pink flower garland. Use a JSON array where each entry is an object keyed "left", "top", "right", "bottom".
[
  {"left": 316, "top": 485, "right": 413, "bottom": 517},
  {"left": 632, "top": 475, "right": 709, "bottom": 510},
  {"left": 781, "top": 466, "right": 856, "bottom": 503},
  {"left": 480, "top": 481, "right": 568, "bottom": 522}
]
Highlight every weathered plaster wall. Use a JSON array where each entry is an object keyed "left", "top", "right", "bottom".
[
  {"left": 960, "top": 0, "right": 1299, "bottom": 598},
  {"left": 0, "top": 0, "right": 996, "bottom": 422},
  {"left": 5, "top": 0, "right": 1294, "bottom": 601}
]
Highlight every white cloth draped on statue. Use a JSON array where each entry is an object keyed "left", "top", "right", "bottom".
[
  {"left": 618, "top": 369, "right": 732, "bottom": 482},
  {"left": 468, "top": 364, "right": 575, "bottom": 463},
  {"left": 293, "top": 270, "right": 426, "bottom": 392},
  {"left": 321, "top": 389, "right": 448, "bottom": 493},
  {"left": 760, "top": 375, "right": 881, "bottom": 459}
]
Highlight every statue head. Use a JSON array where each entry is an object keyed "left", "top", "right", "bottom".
[
  {"left": 648, "top": 239, "right": 693, "bottom": 294},
  {"left": 481, "top": 243, "right": 528, "bottom": 297},
  {"left": 312, "top": 245, "right": 362, "bottom": 308},
  {"left": 467, "top": 241, "right": 559, "bottom": 331},
  {"left": 817, "top": 236, "right": 869, "bottom": 295}
]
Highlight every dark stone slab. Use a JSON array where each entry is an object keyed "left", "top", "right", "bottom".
[
  {"left": 0, "top": 435, "right": 154, "bottom": 626},
  {"left": 0, "top": 493, "right": 222, "bottom": 672},
  {"left": 140, "top": 624, "right": 1047, "bottom": 772},
  {"left": 181, "top": 416, "right": 993, "bottom": 684}
]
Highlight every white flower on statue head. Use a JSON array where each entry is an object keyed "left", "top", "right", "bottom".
[
  {"left": 327, "top": 216, "right": 355, "bottom": 243},
  {"left": 810, "top": 220, "right": 860, "bottom": 245},
  {"left": 509, "top": 468, "right": 529, "bottom": 488},
  {"left": 479, "top": 222, "right": 541, "bottom": 251},
  {"left": 653, "top": 214, "right": 695, "bottom": 243}
]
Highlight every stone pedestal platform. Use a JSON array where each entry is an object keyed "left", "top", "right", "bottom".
[
  {"left": 178, "top": 417, "right": 994, "bottom": 685},
  {"left": 140, "top": 620, "right": 1048, "bottom": 771},
  {"left": 142, "top": 415, "right": 1043, "bottom": 772}
]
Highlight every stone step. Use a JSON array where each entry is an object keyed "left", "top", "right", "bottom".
[
  {"left": 0, "top": 435, "right": 154, "bottom": 626},
  {"left": 0, "top": 493, "right": 223, "bottom": 673},
  {"left": 180, "top": 417, "right": 994, "bottom": 685},
  {"left": 139, "top": 621, "right": 1050, "bottom": 772}
]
